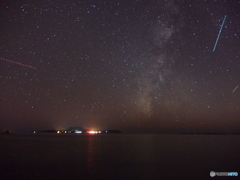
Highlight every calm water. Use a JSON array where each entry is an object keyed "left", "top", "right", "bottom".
[{"left": 0, "top": 134, "right": 239, "bottom": 180}]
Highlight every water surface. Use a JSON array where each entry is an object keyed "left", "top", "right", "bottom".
[{"left": 0, "top": 134, "right": 239, "bottom": 179}]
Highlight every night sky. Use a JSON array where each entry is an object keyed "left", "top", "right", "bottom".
[{"left": 0, "top": 0, "right": 240, "bottom": 133}]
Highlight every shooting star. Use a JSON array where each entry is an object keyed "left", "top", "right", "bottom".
[
  {"left": 213, "top": 15, "right": 227, "bottom": 52},
  {"left": 0, "top": 57, "right": 36, "bottom": 69},
  {"left": 232, "top": 85, "right": 239, "bottom": 93}
]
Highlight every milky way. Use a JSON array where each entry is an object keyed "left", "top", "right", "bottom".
[{"left": 137, "top": 1, "right": 182, "bottom": 117}]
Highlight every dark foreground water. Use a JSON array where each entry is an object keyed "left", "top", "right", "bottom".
[{"left": 0, "top": 134, "right": 239, "bottom": 180}]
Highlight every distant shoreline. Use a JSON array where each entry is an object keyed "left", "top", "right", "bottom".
[{"left": 1, "top": 132, "right": 240, "bottom": 136}]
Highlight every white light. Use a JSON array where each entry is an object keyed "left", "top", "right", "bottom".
[{"left": 75, "top": 131, "right": 82, "bottom": 134}]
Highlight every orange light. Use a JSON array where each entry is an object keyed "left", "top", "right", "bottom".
[{"left": 88, "top": 130, "right": 97, "bottom": 134}]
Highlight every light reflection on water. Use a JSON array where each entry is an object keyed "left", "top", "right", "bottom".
[{"left": 87, "top": 135, "right": 93, "bottom": 173}]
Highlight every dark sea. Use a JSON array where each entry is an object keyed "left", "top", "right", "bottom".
[{"left": 0, "top": 134, "right": 239, "bottom": 180}]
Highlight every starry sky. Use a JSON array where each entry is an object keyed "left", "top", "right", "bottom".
[{"left": 0, "top": 0, "right": 240, "bottom": 133}]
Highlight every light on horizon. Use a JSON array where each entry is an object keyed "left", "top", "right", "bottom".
[
  {"left": 87, "top": 130, "right": 98, "bottom": 134},
  {"left": 75, "top": 130, "right": 82, "bottom": 134}
]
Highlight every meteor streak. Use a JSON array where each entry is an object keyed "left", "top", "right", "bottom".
[
  {"left": 0, "top": 57, "right": 36, "bottom": 69},
  {"left": 232, "top": 85, "right": 239, "bottom": 93},
  {"left": 213, "top": 15, "right": 227, "bottom": 52}
]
